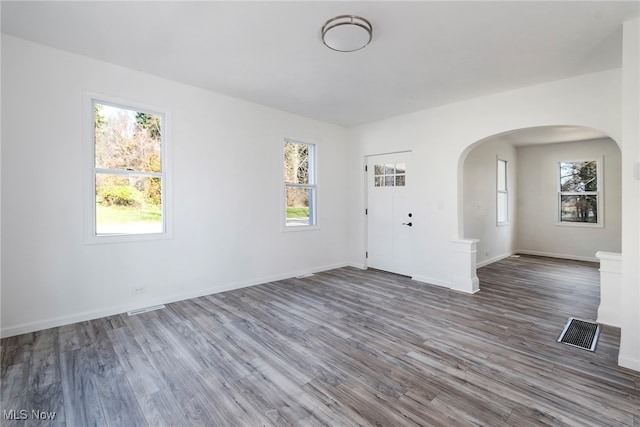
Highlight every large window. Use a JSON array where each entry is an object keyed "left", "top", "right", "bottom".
[
  {"left": 497, "top": 158, "right": 508, "bottom": 225},
  {"left": 91, "top": 99, "right": 168, "bottom": 239},
  {"left": 558, "top": 159, "right": 601, "bottom": 226},
  {"left": 284, "top": 139, "right": 316, "bottom": 228}
]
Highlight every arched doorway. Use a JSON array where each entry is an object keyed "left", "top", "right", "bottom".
[{"left": 460, "top": 124, "right": 622, "bottom": 274}]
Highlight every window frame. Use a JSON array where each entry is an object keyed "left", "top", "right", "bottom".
[
  {"left": 557, "top": 157, "right": 603, "bottom": 228},
  {"left": 496, "top": 158, "right": 509, "bottom": 226},
  {"left": 84, "top": 93, "right": 172, "bottom": 244},
  {"left": 373, "top": 162, "right": 406, "bottom": 187},
  {"left": 282, "top": 138, "right": 318, "bottom": 231}
]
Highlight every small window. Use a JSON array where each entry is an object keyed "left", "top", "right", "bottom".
[
  {"left": 284, "top": 140, "right": 316, "bottom": 227},
  {"left": 558, "top": 159, "right": 601, "bottom": 226},
  {"left": 373, "top": 163, "right": 406, "bottom": 187},
  {"left": 497, "top": 159, "right": 508, "bottom": 225},
  {"left": 91, "top": 99, "right": 168, "bottom": 239}
]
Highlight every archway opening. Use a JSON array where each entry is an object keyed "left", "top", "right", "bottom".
[{"left": 459, "top": 125, "right": 621, "bottom": 270}]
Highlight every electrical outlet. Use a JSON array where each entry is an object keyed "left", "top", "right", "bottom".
[{"left": 131, "top": 284, "right": 147, "bottom": 296}]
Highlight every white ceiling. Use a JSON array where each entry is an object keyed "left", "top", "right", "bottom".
[
  {"left": 2, "top": 1, "right": 639, "bottom": 128},
  {"left": 495, "top": 125, "right": 611, "bottom": 146}
]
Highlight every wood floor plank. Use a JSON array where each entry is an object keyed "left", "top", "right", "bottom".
[
  {"left": 28, "top": 330, "right": 61, "bottom": 391},
  {"left": 25, "top": 381, "right": 65, "bottom": 427},
  {"left": 1, "top": 333, "right": 34, "bottom": 377},
  {"left": 59, "top": 349, "right": 107, "bottom": 427},
  {"left": 139, "top": 390, "right": 189, "bottom": 427},
  {"left": 506, "top": 405, "right": 570, "bottom": 427},
  {"left": 2, "top": 255, "right": 639, "bottom": 425},
  {"left": 233, "top": 371, "right": 310, "bottom": 425},
  {"left": 1, "top": 363, "right": 29, "bottom": 427},
  {"left": 108, "top": 327, "right": 164, "bottom": 397},
  {"left": 143, "top": 343, "right": 222, "bottom": 426}
]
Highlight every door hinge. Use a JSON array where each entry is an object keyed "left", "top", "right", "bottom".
[
  {"left": 365, "top": 252, "right": 368, "bottom": 259},
  {"left": 365, "top": 165, "right": 368, "bottom": 172},
  {"left": 365, "top": 208, "right": 368, "bottom": 215}
]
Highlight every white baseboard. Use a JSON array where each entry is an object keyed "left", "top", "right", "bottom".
[
  {"left": 0, "top": 262, "right": 350, "bottom": 338},
  {"left": 516, "top": 249, "right": 599, "bottom": 263},
  {"left": 347, "top": 261, "right": 367, "bottom": 270},
  {"left": 597, "top": 308, "right": 622, "bottom": 328},
  {"left": 618, "top": 355, "right": 640, "bottom": 372},
  {"left": 412, "top": 275, "right": 481, "bottom": 294},
  {"left": 412, "top": 275, "right": 451, "bottom": 289},
  {"left": 476, "top": 252, "right": 515, "bottom": 268}
]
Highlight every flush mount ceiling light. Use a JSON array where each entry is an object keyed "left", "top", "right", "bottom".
[{"left": 322, "top": 15, "right": 373, "bottom": 52}]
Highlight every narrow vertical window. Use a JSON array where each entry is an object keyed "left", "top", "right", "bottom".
[
  {"left": 284, "top": 140, "right": 316, "bottom": 227},
  {"left": 497, "top": 158, "right": 508, "bottom": 225},
  {"left": 558, "top": 159, "right": 601, "bottom": 225},
  {"left": 92, "top": 100, "right": 166, "bottom": 237}
]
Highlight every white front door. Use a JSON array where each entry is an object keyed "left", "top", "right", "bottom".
[{"left": 367, "top": 152, "right": 412, "bottom": 276}]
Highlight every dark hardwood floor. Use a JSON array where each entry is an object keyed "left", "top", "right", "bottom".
[{"left": 2, "top": 255, "right": 639, "bottom": 426}]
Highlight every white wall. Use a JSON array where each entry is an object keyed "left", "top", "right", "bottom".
[
  {"left": 516, "top": 139, "right": 622, "bottom": 261},
  {"left": 463, "top": 138, "right": 517, "bottom": 266},
  {"left": 347, "top": 69, "right": 621, "bottom": 288},
  {"left": 619, "top": 18, "right": 640, "bottom": 371},
  {"left": 0, "top": 31, "right": 3, "bottom": 326},
  {"left": 1, "top": 35, "right": 350, "bottom": 337}
]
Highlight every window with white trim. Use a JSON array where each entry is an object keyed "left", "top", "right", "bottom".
[
  {"left": 497, "top": 158, "right": 508, "bottom": 225},
  {"left": 91, "top": 99, "right": 168, "bottom": 238},
  {"left": 284, "top": 140, "right": 316, "bottom": 227},
  {"left": 558, "top": 159, "right": 601, "bottom": 225}
]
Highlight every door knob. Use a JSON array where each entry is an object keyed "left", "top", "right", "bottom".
[{"left": 402, "top": 222, "right": 413, "bottom": 227}]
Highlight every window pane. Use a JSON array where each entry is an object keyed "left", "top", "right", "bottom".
[
  {"left": 384, "top": 176, "right": 395, "bottom": 186},
  {"left": 284, "top": 140, "right": 309, "bottom": 184},
  {"left": 96, "top": 174, "right": 163, "bottom": 235},
  {"left": 395, "top": 163, "right": 406, "bottom": 174},
  {"left": 385, "top": 164, "right": 395, "bottom": 174},
  {"left": 375, "top": 176, "right": 383, "bottom": 187},
  {"left": 560, "top": 161, "right": 597, "bottom": 192},
  {"left": 497, "top": 160, "right": 507, "bottom": 191},
  {"left": 560, "top": 195, "right": 598, "bottom": 223},
  {"left": 374, "top": 164, "right": 385, "bottom": 175},
  {"left": 497, "top": 192, "right": 508, "bottom": 223},
  {"left": 95, "top": 103, "right": 162, "bottom": 173},
  {"left": 395, "top": 175, "right": 406, "bottom": 186},
  {"left": 286, "top": 186, "right": 315, "bottom": 226}
]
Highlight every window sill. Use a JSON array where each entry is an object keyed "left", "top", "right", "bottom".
[
  {"left": 282, "top": 224, "right": 320, "bottom": 232},
  {"left": 555, "top": 221, "right": 603, "bottom": 229},
  {"left": 84, "top": 231, "right": 172, "bottom": 245}
]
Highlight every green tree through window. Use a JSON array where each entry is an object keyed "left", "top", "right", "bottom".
[
  {"left": 559, "top": 160, "right": 599, "bottom": 224},
  {"left": 93, "top": 101, "right": 165, "bottom": 235},
  {"left": 284, "top": 140, "right": 316, "bottom": 227}
]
